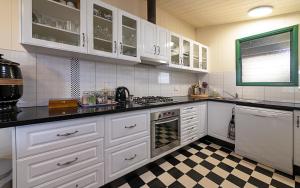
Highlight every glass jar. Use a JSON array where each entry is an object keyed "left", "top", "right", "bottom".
[
  {"left": 88, "top": 91, "right": 96, "bottom": 105},
  {"left": 81, "top": 91, "right": 90, "bottom": 105}
]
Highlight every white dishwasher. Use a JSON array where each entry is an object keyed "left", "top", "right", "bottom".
[{"left": 235, "top": 106, "right": 293, "bottom": 174}]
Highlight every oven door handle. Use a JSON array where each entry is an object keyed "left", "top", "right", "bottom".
[{"left": 154, "top": 118, "right": 179, "bottom": 125}]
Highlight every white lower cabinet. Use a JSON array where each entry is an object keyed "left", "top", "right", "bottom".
[
  {"left": 105, "top": 137, "right": 150, "bottom": 183},
  {"left": 34, "top": 163, "right": 104, "bottom": 188},
  {"left": 180, "top": 102, "right": 207, "bottom": 146},
  {"left": 16, "top": 117, "right": 105, "bottom": 188},
  {"left": 16, "top": 117, "right": 104, "bottom": 158},
  {"left": 208, "top": 101, "right": 235, "bottom": 143},
  {"left": 294, "top": 111, "right": 300, "bottom": 167},
  {"left": 105, "top": 110, "right": 150, "bottom": 148}
]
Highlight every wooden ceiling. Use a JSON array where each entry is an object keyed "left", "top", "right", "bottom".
[{"left": 157, "top": 0, "right": 300, "bottom": 28}]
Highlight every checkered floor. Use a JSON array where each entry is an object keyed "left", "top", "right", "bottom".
[{"left": 103, "top": 139, "right": 300, "bottom": 188}]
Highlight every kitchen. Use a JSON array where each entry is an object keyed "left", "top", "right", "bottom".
[{"left": 0, "top": 0, "right": 299, "bottom": 187}]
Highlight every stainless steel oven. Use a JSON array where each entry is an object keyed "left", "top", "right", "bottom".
[{"left": 151, "top": 109, "right": 180, "bottom": 158}]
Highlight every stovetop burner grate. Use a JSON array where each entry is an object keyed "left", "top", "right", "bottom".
[{"left": 133, "top": 96, "right": 174, "bottom": 105}]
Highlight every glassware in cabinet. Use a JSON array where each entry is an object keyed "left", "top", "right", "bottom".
[{"left": 31, "top": 0, "right": 82, "bottom": 47}]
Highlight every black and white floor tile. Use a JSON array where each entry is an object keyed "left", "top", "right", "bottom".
[{"left": 103, "top": 139, "right": 300, "bottom": 188}]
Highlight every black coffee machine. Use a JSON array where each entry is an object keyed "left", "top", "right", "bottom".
[{"left": 115, "top": 87, "right": 130, "bottom": 103}]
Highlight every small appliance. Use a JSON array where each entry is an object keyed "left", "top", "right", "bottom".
[
  {"left": 0, "top": 54, "right": 23, "bottom": 112},
  {"left": 115, "top": 87, "right": 130, "bottom": 103}
]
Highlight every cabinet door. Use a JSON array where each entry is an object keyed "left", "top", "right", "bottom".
[
  {"left": 199, "top": 102, "right": 207, "bottom": 134},
  {"left": 22, "top": 0, "right": 87, "bottom": 53},
  {"left": 201, "top": 46, "right": 208, "bottom": 70},
  {"left": 295, "top": 111, "right": 300, "bottom": 166},
  {"left": 193, "top": 42, "right": 200, "bottom": 69},
  {"left": 182, "top": 38, "right": 192, "bottom": 68},
  {"left": 208, "top": 102, "right": 235, "bottom": 144},
  {"left": 87, "top": 0, "right": 118, "bottom": 58},
  {"left": 170, "top": 33, "right": 181, "bottom": 67},
  {"left": 118, "top": 10, "right": 140, "bottom": 62},
  {"left": 140, "top": 20, "right": 157, "bottom": 59},
  {"left": 156, "top": 27, "right": 169, "bottom": 62}
]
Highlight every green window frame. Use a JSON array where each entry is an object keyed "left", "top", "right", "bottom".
[{"left": 236, "top": 25, "right": 298, "bottom": 86}]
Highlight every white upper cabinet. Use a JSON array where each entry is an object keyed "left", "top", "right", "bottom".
[
  {"left": 87, "top": 0, "right": 118, "bottom": 58},
  {"left": 118, "top": 10, "right": 141, "bottom": 62},
  {"left": 169, "top": 33, "right": 207, "bottom": 72},
  {"left": 140, "top": 20, "right": 169, "bottom": 64},
  {"left": 192, "top": 42, "right": 208, "bottom": 72},
  {"left": 22, "top": 0, "right": 87, "bottom": 53},
  {"left": 170, "top": 33, "right": 182, "bottom": 68},
  {"left": 201, "top": 45, "right": 208, "bottom": 71},
  {"left": 182, "top": 37, "right": 192, "bottom": 69}
]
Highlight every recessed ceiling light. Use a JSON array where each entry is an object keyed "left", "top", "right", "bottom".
[{"left": 248, "top": 6, "right": 273, "bottom": 17}]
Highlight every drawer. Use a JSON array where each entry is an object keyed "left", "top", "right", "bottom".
[
  {"left": 16, "top": 117, "right": 104, "bottom": 158},
  {"left": 182, "top": 123, "right": 199, "bottom": 135},
  {"left": 181, "top": 132, "right": 199, "bottom": 145},
  {"left": 181, "top": 116, "right": 199, "bottom": 127},
  {"left": 105, "top": 137, "right": 150, "bottom": 182},
  {"left": 17, "top": 139, "right": 103, "bottom": 187},
  {"left": 181, "top": 111, "right": 198, "bottom": 118},
  {"left": 105, "top": 111, "right": 150, "bottom": 147},
  {"left": 34, "top": 163, "right": 104, "bottom": 188},
  {"left": 181, "top": 106, "right": 199, "bottom": 115}
]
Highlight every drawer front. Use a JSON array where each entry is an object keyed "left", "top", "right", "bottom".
[
  {"left": 105, "top": 137, "right": 150, "bottom": 182},
  {"left": 181, "top": 111, "right": 198, "bottom": 118},
  {"left": 181, "top": 117, "right": 199, "bottom": 127},
  {"left": 181, "top": 132, "right": 199, "bottom": 144},
  {"left": 105, "top": 111, "right": 150, "bottom": 147},
  {"left": 181, "top": 106, "right": 199, "bottom": 115},
  {"left": 17, "top": 117, "right": 104, "bottom": 158},
  {"left": 182, "top": 123, "right": 199, "bottom": 135},
  {"left": 17, "top": 139, "right": 103, "bottom": 187},
  {"left": 35, "top": 163, "right": 104, "bottom": 188}
]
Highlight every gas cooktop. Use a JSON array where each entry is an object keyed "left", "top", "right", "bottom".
[{"left": 133, "top": 96, "right": 174, "bottom": 105}]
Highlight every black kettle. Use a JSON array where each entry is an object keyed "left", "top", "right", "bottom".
[
  {"left": 0, "top": 54, "right": 23, "bottom": 112},
  {"left": 115, "top": 87, "right": 130, "bottom": 103}
]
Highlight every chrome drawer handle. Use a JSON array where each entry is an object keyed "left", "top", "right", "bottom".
[
  {"left": 188, "top": 137, "right": 195, "bottom": 141},
  {"left": 125, "top": 154, "right": 137, "bottom": 161},
  {"left": 125, "top": 124, "right": 137, "bottom": 129},
  {"left": 186, "top": 107, "right": 194, "bottom": 110},
  {"left": 188, "top": 117, "right": 194, "bottom": 120},
  {"left": 297, "top": 116, "right": 300, "bottom": 128},
  {"left": 187, "top": 127, "right": 194, "bottom": 131},
  {"left": 57, "top": 157, "right": 78, "bottom": 166},
  {"left": 57, "top": 130, "right": 79, "bottom": 137}
]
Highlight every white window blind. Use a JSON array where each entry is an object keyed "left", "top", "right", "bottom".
[{"left": 241, "top": 32, "right": 291, "bottom": 83}]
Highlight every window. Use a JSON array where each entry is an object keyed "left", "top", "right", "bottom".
[{"left": 236, "top": 25, "right": 298, "bottom": 86}]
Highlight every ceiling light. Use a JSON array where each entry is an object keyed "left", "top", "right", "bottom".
[{"left": 248, "top": 6, "right": 273, "bottom": 17}]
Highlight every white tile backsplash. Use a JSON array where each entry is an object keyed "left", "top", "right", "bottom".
[
  {"left": 1, "top": 49, "right": 199, "bottom": 107},
  {"left": 36, "top": 54, "right": 71, "bottom": 106},
  {"left": 2, "top": 47, "right": 299, "bottom": 106}
]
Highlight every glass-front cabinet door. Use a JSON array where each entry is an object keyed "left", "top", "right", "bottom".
[
  {"left": 22, "top": 0, "right": 87, "bottom": 53},
  {"left": 170, "top": 34, "right": 181, "bottom": 66},
  {"left": 182, "top": 38, "right": 191, "bottom": 68},
  {"left": 118, "top": 11, "right": 140, "bottom": 62},
  {"left": 87, "top": 0, "right": 117, "bottom": 57},
  {"left": 202, "top": 46, "right": 208, "bottom": 70},
  {"left": 193, "top": 43, "right": 200, "bottom": 69}
]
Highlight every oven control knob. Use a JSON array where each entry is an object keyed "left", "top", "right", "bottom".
[{"left": 158, "top": 114, "right": 162, "bottom": 119}]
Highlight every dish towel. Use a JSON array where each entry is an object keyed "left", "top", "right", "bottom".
[{"left": 228, "top": 108, "right": 235, "bottom": 140}]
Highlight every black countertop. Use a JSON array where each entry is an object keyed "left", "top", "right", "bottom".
[{"left": 1, "top": 96, "right": 300, "bottom": 128}]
